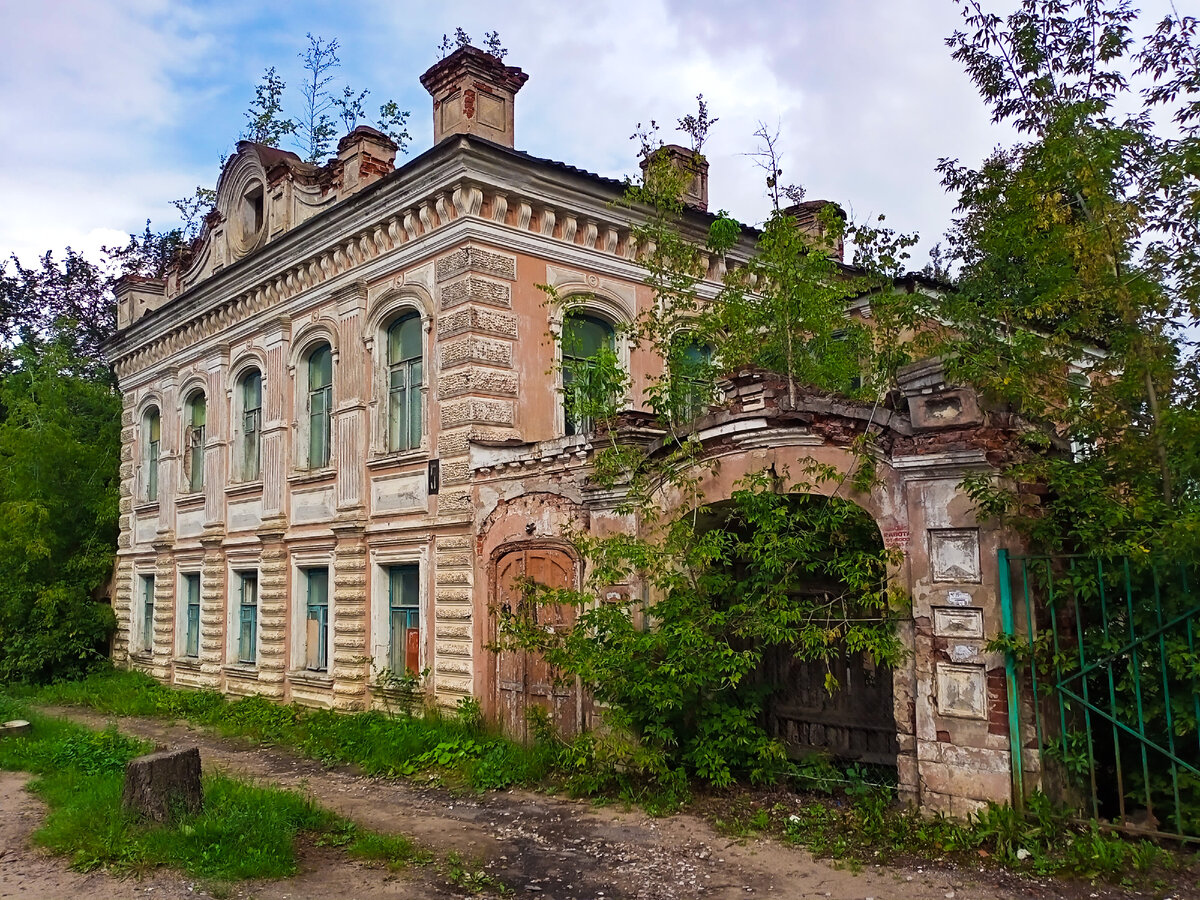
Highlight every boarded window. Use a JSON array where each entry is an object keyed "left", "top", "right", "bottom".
[
  {"left": 140, "top": 574, "right": 155, "bottom": 652},
  {"left": 240, "top": 370, "right": 262, "bottom": 481}
]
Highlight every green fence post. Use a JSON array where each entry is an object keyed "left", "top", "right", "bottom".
[{"left": 998, "top": 548, "right": 1024, "bottom": 812}]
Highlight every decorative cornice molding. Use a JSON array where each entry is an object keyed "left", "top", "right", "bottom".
[{"left": 110, "top": 140, "right": 750, "bottom": 381}]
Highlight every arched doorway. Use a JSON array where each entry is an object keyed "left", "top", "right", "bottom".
[
  {"left": 700, "top": 492, "right": 900, "bottom": 767},
  {"left": 492, "top": 545, "right": 582, "bottom": 742}
]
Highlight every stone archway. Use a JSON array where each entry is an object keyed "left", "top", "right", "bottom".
[{"left": 696, "top": 492, "right": 900, "bottom": 767}]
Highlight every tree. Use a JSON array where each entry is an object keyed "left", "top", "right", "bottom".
[
  {"left": 243, "top": 66, "right": 296, "bottom": 147},
  {"left": 296, "top": 33, "right": 341, "bottom": 163},
  {"left": 497, "top": 114, "right": 913, "bottom": 788},
  {"left": 929, "top": 0, "right": 1200, "bottom": 557},
  {"left": 0, "top": 250, "right": 124, "bottom": 682}
]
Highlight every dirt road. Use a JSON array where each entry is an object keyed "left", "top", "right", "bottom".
[{"left": 0, "top": 708, "right": 1169, "bottom": 900}]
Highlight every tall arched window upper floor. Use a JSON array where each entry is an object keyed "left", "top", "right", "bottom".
[
  {"left": 182, "top": 389, "right": 207, "bottom": 493},
  {"left": 230, "top": 364, "right": 263, "bottom": 483},
  {"left": 365, "top": 293, "right": 431, "bottom": 458},
  {"left": 553, "top": 299, "right": 631, "bottom": 437},
  {"left": 664, "top": 330, "right": 716, "bottom": 425},
  {"left": 299, "top": 341, "right": 334, "bottom": 470},
  {"left": 139, "top": 405, "right": 161, "bottom": 503}
]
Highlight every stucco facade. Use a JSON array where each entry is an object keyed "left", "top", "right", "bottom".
[{"left": 108, "top": 45, "right": 1028, "bottom": 815}]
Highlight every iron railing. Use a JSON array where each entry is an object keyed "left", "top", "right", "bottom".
[{"left": 999, "top": 550, "right": 1200, "bottom": 841}]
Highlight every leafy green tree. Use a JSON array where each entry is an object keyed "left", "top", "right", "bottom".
[
  {"left": 501, "top": 115, "right": 913, "bottom": 787},
  {"left": 243, "top": 66, "right": 297, "bottom": 147},
  {"left": 930, "top": 1, "right": 1200, "bottom": 557},
  {"left": 0, "top": 251, "right": 123, "bottom": 682}
]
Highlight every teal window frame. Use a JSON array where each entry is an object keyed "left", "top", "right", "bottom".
[
  {"left": 237, "top": 571, "right": 258, "bottom": 664},
  {"left": 240, "top": 370, "right": 262, "bottom": 481},
  {"left": 307, "top": 345, "right": 333, "bottom": 469},
  {"left": 562, "top": 312, "right": 617, "bottom": 436},
  {"left": 387, "top": 313, "right": 423, "bottom": 452},
  {"left": 140, "top": 574, "right": 155, "bottom": 653},
  {"left": 387, "top": 564, "right": 421, "bottom": 676},
  {"left": 183, "top": 573, "right": 201, "bottom": 657},
  {"left": 305, "top": 567, "right": 329, "bottom": 671}
]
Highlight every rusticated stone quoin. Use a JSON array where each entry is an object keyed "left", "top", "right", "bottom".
[{"left": 121, "top": 746, "right": 203, "bottom": 823}]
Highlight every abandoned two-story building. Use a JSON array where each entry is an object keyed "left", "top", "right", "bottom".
[{"left": 107, "top": 45, "right": 1029, "bottom": 816}]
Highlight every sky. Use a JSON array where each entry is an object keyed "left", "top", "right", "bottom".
[{"left": 0, "top": 0, "right": 1181, "bottom": 272}]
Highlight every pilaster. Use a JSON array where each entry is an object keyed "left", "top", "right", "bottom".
[
  {"left": 331, "top": 517, "right": 369, "bottom": 709},
  {"left": 254, "top": 518, "right": 288, "bottom": 698}
]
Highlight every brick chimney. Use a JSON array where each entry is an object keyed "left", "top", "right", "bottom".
[
  {"left": 639, "top": 144, "right": 709, "bottom": 212},
  {"left": 784, "top": 199, "right": 845, "bottom": 261},
  {"left": 420, "top": 46, "right": 529, "bottom": 148},
  {"left": 336, "top": 125, "right": 397, "bottom": 196}
]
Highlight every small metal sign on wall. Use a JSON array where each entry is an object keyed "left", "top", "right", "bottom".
[{"left": 427, "top": 459, "right": 440, "bottom": 495}]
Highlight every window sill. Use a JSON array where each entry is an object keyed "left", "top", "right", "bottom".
[
  {"left": 288, "top": 469, "right": 335, "bottom": 487},
  {"left": 176, "top": 492, "right": 205, "bottom": 508},
  {"left": 224, "top": 663, "right": 258, "bottom": 680},
  {"left": 225, "top": 480, "right": 263, "bottom": 498},
  {"left": 288, "top": 669, "right": 333, "bottom": 689},
  {"left": 133, "top": 500, "right": 160, "bottom": 515},
  {"left": 365, "top": 449, "right": 427, "bottom": 471},
  {"left": 173, "top": 656, "right": 202, "bottom": 670}
]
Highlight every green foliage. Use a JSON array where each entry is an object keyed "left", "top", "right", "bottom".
[
  {"left": 497, "top": 467, "right": 906, "bottom": 787},
  {"left": 0, "top": 696, "right": 431, "bottom": 880},
  {"left": 243, "top": 66, "right": 296, "bottom": 147},
  {"left": 0, "top": 335, "right": 120, "bottom": 683}
]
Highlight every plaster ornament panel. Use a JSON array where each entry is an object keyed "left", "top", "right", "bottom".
[
  {"left": 437, "top": 306, "right": 518, "bottom": 339},
  {"left": 370, "top": 472, "right": 427, "bottom": 514},
  {"left": 438, "top": 367, "right": 519, "bottom": 399},
  {"left": 228, "top": 497, "right": 263, "bottom": 532},
  {"left": 292, "top": 486, "right": 336, "bottom": 524},
  {"left": 930, "top": 528, "right": 982, "bottom": 583},
  {"left": 437, "top": 490, "right": 474, "bottom": 514},
  {"left": 436, "top": 658, "right": 472, "bottom": 676},
  {"left": 440, "top": 397, "right": 515, "bottom": 428},
  {"left": 439, "top": 336, "right": 513, "bottom": 370},
  {"left": 177, "top": 507, "right": 204, "bottom": 538},
  {"left": 435, "top": 247, "right": 517, "bottom": 283},
  {"left": 933, "top": 607, "right": 985, "bottom": 640},
  {"left": 936, "top": 663, "right": 988, "bottom": 719},
  {"left": 435, "top": 622, "right": 471, "bottom": 640},
  {"left": 439, "top": 275, "right": 513, "bottom": 310}
]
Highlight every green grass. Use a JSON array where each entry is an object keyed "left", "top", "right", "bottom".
[
  {"left": 27, "top": 669, "right": 563, "bottom": 792},
  {"left": 0, "top": 695, "right": 429, "bottom": 881}
]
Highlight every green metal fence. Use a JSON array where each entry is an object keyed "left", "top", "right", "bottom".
[{"left": 998, "top": 550, "right": 1200, "bottom": 841}]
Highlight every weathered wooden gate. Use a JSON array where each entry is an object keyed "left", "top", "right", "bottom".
[
  {"left": 493, "top": 546, "right": 582, "bottom": 742},
  {"left": 762, "top": 645, "right": 898, "bottom": 766}
]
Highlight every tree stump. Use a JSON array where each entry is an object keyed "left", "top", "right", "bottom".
[
  {"left": 0, "top": 720, "right": 32, "bottom": 737},
  {"left": 121, "top": 746, "right": 203, "bottom": 823}
]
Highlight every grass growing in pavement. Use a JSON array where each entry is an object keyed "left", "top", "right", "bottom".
[{"left": 0, "top": 695, "right": 429, "bottom": 880}]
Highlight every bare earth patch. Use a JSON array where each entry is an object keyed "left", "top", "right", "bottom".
[{"left": 0, "top": 707, "right": 1177, "bottom": 900}]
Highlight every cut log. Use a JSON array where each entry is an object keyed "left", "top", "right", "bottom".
[{"left": 121, "top": 746, "right": 203, "bottom": 823}]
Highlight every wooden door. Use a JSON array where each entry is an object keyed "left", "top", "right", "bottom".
[{"left": 494, "top": 547, "right": 579, "bottom": 742}]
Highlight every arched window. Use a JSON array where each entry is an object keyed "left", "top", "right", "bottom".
[
  {"left": 387, "top": 313, "right": 423, "bottom": 452},
  {"left": 668, "top": 333, "right": 715, "bottom": 423},
  {"left": 237, "top": 369, "right": 263, "bottom": 481},
  {"left": 184, "top": 392, "right": 206, "bottom": 493},
  {"left": 142, "top": 408, "right": 161, "bottom": 501},
  {"left": 307, "top": 344, "right": 333, "bottom": 468},
  {"left": 562, "top": 312, "right": 617, "bottom": 436}
]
